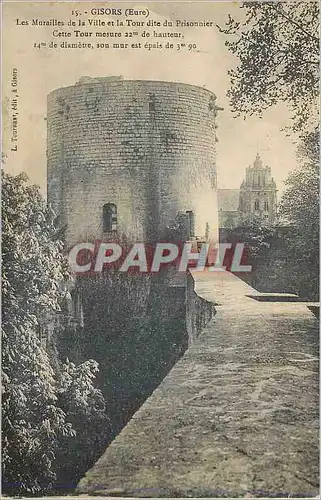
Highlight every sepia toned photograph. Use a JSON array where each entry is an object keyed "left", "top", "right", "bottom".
[{"left": 1, "top": 1, "right": 319, "bottom": 498}]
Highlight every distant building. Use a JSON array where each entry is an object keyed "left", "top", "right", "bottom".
[
  {"left": 218, "top": 154, "right": 278, "bottom": 228},
  {"left": 218, "top": 189, "right": 240, "bottom": 229}
]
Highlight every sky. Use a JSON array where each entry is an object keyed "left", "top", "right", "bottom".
[{"left": 2, "top": 1, "right": 299, "bottom": 196}]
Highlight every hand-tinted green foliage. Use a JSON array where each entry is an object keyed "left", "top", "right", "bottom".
[
  {"left": 2, "top": 172, "right": 109, "bottom": 495},
  {"left": 218, "top": 1, "right": 319, "bottom": 133}
]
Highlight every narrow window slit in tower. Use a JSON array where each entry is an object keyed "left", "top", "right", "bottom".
[
  {"left": 103, "top": 203, "right": 117, "bottom": 232},
  {"left": 149, "top": 94, "right": 156, "bottom": 113}
]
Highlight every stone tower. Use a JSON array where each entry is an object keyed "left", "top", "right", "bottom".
[
  {"left": 46, "top": 78, "right": 221, "bottom": 435},
  {"left": 238, "top": 153, "right": 277, "bottom": 224},
  {"left": 47, "top": 77, "right": 221, "bottom": 247}
]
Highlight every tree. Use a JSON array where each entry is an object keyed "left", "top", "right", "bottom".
[
  {"left": 2, "top": 327, "right": 75, "bottom": 495},
  {"left": 55, "top": 359, "right": 110, "bottom": 490},
  {"left": 2, "top": 172, "right": 73, "bottom": 494},
  {"left": 222, "top": 214, "right": 276, "bottom": 282},
  {"left": 225, "top": 132, "right": 319, "bottom": 300},
  {"left": 218, "top": 1, "right": 319, "bottom": 133},
  {"left": 218, "top": 2, "right": 319, "bottom": 299},
  {"left": 2, "top": 172, "right": 109, "bottom": 494},
  {"left": 278, "top": 129, "right": 319, "bottom": 299}
]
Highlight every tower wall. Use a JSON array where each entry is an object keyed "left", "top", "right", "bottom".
[{"left": 47, "top": 78, "right": 219, "bottom": 246}]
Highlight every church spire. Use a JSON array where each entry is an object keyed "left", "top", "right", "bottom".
[
  {"left": 253, "top": 153, "right": 263, "bottom": 169},
  {"left": 238, "top": 153, "right": 278, "bottom": 224}
]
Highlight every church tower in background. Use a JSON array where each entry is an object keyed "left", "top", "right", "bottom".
[{"left": 238, "top": 154, "right": 277, "bottom": 224}]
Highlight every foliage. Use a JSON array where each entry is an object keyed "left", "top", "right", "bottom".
[
  {"left": 162, "top": 212, "right": 194, "bottom": 243},
  {"left": 55, "top": 359, "right": 110, "bottom": 489},
  {"left": 2, "top": 172, "right": 70, "bottom": 331},
  {"left": 2, "top": 172, "right": 109, "bottom": 495},
  {"left": 218, "top": 1, "right": 319, "bottom": 298},
  {"left": 218, "top": 1, "right": 319, "bottom": 133},
  {"left": 280, "top": 130, "right": 319, "bottom": 229},
  {"left": 225, "top": 131, "right": 319, "bottom": 300},
  {"left": 2, "top": 326, "right": 75, "bottom": 495},
  {"left": 227, "top": 214, "right": 276, "bottom": 265},
  {"left": 2, "top": 172, "right": 70, "bottom": 494},
  {"left": 277, "top": 129, "right": 319, "bottom": 299}
]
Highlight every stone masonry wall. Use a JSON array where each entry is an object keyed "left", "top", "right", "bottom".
[
  {"left": 77, "top": 272, "right": 319, "bottom": 498},
  {"left": 57, "top": 269, "right": 216, "bottom": 458},
  {"left": 47, "top": 78, "right": 219, "bottom": 246},
  {"left": 186, "top": 271, "right": 215, "bottom": 344}
]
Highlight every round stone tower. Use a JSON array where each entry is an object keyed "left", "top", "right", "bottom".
[{"left": 47, "top": 77, "right": 220, "bottom": 246}]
